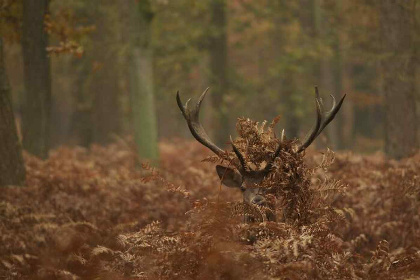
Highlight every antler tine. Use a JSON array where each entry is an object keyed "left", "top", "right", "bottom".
[
  {"left": 316, "top": 93, "right": 346, "bottom": 136},
  {"left": 196, "top": 87, "right": 210, "bottom": 111},
  {"left": 177, "top": 88, "right": 225, "bottom": 157},
  {"left": 297, "top": 87, "right": 346, "bottom": 153},
  {"left": 230, "top": 131, "right": 286, "bottom": 175},
  {"left": 327, "top": 94, "right": 337, "bottom": 113},
  {"left": 176, "top": 91, "right": 187, "bottom": 117},
  {"left": 230, "top": 136, "right": 248, "bottom": 172},
  {"left": 297, "top": 93, "right": 322, "bottom": 153},
  {"left": 259, "top": 129, "right": 286, "bottom": 173}
]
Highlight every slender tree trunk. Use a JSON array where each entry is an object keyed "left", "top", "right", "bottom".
[
  {"left": 21, "top": 0, "right": 51, "bottom": 159},
  {"left": 209, "top": 0, "right": 229, "bottom": 146},
  {"left": 417, "top": 48, "right": 420, "bottom": 148},
  {"left": 320, "top": 60, "right": 339, "bottom": 148},
  {"left": 129, "top": 0, "right": 159, "bottom": 163},
  {"left": 341, "top": 62, "right": 354, "bottom": 149},
  {"left": 314, "top": 0, "right": 340, "bottom": 149},
  {"left": 275, "top": 1, "right": 300, "bottom": 139},
  {"left": 50, "top": 56, "right": 73, "bottom": 147},
  {"left": 379, "top": 0, "right": 418, "bottom": 159},
  {"left": 0, "top": 38, "right": 26, "bottom": 186},
  {"left": 332, "top": 0, "right": 346, "bottom": 149},
  {"left": 90, "top": 5, "right": 120, "bottom": 144},
  {"left": 67, "top": 4, "right": 95, "bottom": 147},
  {"left": 199, "top": 54, "right": 213, "bottom": 139},
  {"left": 338, "top": 1, "right": 354, "bottom": 150},
  {"left": 299, "top": 0, "right": 315, "bottom": 36},
  {"left": 91, "top": 61, "right": 120, "bottom": 144},
  {"left": 69, "top": 57, "right": 93, "bottom": 147}
]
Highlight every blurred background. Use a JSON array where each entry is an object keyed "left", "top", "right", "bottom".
[
  {"left": 1, "top": 0, "right": 419, "bottom": 169},
  {"left": 2, "top": 2, "right": 420, "bottom": 278}
]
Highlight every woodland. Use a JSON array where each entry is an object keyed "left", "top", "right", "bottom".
[{"left": 0, "top": 0, "right": 419, "bottom": 279}]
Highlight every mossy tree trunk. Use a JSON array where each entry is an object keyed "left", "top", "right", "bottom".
[
  {"left": 0, "top": 38, "right": 26, "bottom": 186},
  {"left": 129, "top": 0, "right": 159, "bottom": 164},
  {"left": 21, "top": 0, "right": 51, "bottom": 159}
]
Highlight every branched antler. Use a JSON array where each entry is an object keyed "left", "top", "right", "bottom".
[
  {"left": 177, "top": 86, "right": 345, "bottom": 175},
  {"left": 297, "top": 87, "right": 346, "bottom": 153},
  {"left": 176, "top": 88, "right": 225, "bottom": 157}
]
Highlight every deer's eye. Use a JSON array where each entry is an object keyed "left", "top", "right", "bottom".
[{"left": 240, "top": 185, "right": 246, "bottom": 192}]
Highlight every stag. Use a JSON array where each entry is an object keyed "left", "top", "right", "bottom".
[{"left": 177, "top": 87, "right": 345, "bottom": 222}]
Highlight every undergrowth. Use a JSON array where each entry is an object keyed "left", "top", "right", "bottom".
[{"left": 1, "top": 119, "right": 419, "bottom": 279}]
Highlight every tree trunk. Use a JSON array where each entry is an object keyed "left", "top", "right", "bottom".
[
  {"left": 314, "top": 0, "right": 340, "bottom": 150},
  {"left": 67, "top": 4, "right": 96, "bottom": 147},
  {"left": 299, "top": 0, "right": 316, "bottom": 37},
  {"left": 341, "top": 62, "right": 354, "bottom": 150},
  {"left": 50, "top": 56, "right": 73, "bottom": 148},
  {"left": 91, "top": 60, "right": 120, "bottom": 144},
  {"left": 90, "top": 4, "right": 120, "bottom": 144},
  {"left": 275, "top": 2, "right": 300, "bottom": 139},
  {"left": 332, "top": 0, "right": 346, "bottom": 150},
  {"left": 209, "top": 0, "right": 229, "bottom": 146},
  {"left": 21, "top": 0, "right": 51, "bottom": 159},
  {"left": 69, "top": 57, "right": 94, "bottom": 147},
  {"left": 339, "top": 0, "right": 354, "bottom": 150},
  {"left": 0, "top": 38, "right": 26, "bottom": 186},
  {"left": 129, "top": 0, "right": 159, "bottom": 164},
  {"left": 379, "top": 0, "right": 418, "bottom": 159}
]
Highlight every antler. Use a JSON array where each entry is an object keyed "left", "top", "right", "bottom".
[
  {"left": 177, "top": 88, "right": 284, "bottom": 175},
  {"left": 297, "top": 87, "right": 346, "bottom": 153},
  {"left": 176, "top": 88, "right": 225, "bottom": 157},
  {"left": 229, "top": 86, "right": 345, "bottom": 174},
  {"left": 230, "top": 129, "right": 286, "bottom": 176},
  {"left": 177, "top": 86, "right": 345, "bottom": 177}
]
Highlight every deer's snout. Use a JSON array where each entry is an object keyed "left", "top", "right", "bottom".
[{"left": 251, "top": 195, "right": 266, "bottom": 206}]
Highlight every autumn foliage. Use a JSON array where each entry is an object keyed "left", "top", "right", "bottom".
[{"left": 1, "top": 118, "right": 420, "bottom": 279}]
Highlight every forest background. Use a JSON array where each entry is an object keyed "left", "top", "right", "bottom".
[
  {"left": 1, "top": 1, "right": 420, "bottom": 278},
  {"left": 1, "top": 0, "right": 419, "bottom": 181}
]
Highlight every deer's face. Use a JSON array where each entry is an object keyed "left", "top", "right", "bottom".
[{"left": 216, "top": 165, "right": 275, "bottom": 221}]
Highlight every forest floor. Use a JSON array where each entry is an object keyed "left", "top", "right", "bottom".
[{"left": 1, "top": 139, "right": 419, "bottom": 279}]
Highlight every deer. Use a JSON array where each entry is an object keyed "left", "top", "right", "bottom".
[{"left": 177, "top": 87, "right": 345, "bottom": 223}]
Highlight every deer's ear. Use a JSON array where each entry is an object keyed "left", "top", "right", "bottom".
[{"left": 216, "top": 165, "right": 242, "bottom": 188}]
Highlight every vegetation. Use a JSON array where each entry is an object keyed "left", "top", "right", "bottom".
[{"left": 0, "top": 126, "right": 419, "bottom": 278}]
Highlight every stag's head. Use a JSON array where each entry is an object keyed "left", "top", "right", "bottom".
[{"left": 177, "top": 87, "right": 345, "bottom": 222}]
